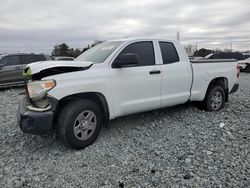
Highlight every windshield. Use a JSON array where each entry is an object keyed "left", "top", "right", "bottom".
[
  {"left": 205, "top": 53, "right": 214, "bottom": 59},
  {"left": 76, "top": 41, "right": 123, "bottom": 63},
  {"left": 0, "top": 54, "right": 7, "bottom": 59},
  {"left": 0, "top": 54, "right": 7, "bottom": 63}
]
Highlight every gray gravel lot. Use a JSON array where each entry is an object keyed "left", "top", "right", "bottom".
[{"left": 0, "top": 73, "right": 249, "bottom": 188}]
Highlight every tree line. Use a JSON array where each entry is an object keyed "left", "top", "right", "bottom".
[
  {"left": 52, "top": 40, "right": 248, "bottom": 58},
  {"left": 184, "top": 44, "right": 249, "bottom": 57},
  {"left": 51, "top": 40, "right": 103, "bottom": 58}
]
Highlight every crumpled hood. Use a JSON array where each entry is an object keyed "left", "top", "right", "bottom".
[{"left": 25, "top": 60, "right": 93, "bottom": 75}]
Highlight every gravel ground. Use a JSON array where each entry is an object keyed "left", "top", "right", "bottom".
[{"left": 0, "top": 73, "right": 249, "bottom": 188}]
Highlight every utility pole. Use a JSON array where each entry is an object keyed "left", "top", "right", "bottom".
[
  {"left": 177, "top": 31, "right": 180, "bottom": 41},
  {"left": 230, "top": 42, "right": 232, "bottom": 52}
]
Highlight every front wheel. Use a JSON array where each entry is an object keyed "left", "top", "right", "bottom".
[
  {"left": 57, "top": 99, "right": 102, "bottom": 150},
  {"left": 203, "top": 85, "right": 225, "bottom": 111}
]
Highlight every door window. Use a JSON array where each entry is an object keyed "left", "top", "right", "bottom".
[
  {"left": 35, "top": 55, "right": 46, "bottom": 61},
  {"left": 114, "top": 41, "right": 155, "bottom": 67},
  {"left": 1, "top": 56, "right": 20, "bottom": 66},
  {"left": 159, "top": 42, "right": 179, "bottom": 64},
  {"left": 21, "top": 55, "right": 45, "bottom": 64},
  {"left": 44, "top": 55, "right": 53, "bottom": 60}
]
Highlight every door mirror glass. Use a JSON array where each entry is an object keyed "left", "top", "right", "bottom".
[{"left": 113, "top": 53, "right": 139, "bottom": 68}]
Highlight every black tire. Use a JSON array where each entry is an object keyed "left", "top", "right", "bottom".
[
  {"left": 245, "top": 65, "right": 250, "bottom": 73},
  {"left": 203, "top": 85, "right": 225, "bottom": 111},
  {"left": 57, "top": 99, "right": 102, "bottom": 150}
]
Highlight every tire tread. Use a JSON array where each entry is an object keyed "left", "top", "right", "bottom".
[{"left": 57, "top": 99, "right": 102, "bottom": 150}]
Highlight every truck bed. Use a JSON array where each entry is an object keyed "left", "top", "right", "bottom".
[{"left": 190, "top": 59, "right": 238, "bottom": 101}]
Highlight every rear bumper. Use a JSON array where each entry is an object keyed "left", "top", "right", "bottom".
[
  {"left": 17, "top": 98, "right": 54, "bottom": 135},
  {"left": 229, "top": 83, "right": 239, "bottom": 94}
]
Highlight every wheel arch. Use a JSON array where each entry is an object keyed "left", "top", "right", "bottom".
[
  {"left": 53, "top": 92, "right": 110, "bottom": 126},
  {"left": 205, "top": 77, "right": 229, "bottom": 102}
]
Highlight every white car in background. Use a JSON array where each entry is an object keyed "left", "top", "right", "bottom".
[
  {"left": 238, "top": 58, "right": 250, "bottom": 72},
  {"left": 53, "top": 56, "right": 75, "bottom": 61}
]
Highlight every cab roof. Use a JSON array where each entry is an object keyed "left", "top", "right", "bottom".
[{"left": 110, "top": 37, "right": 178, "bottom": 43}]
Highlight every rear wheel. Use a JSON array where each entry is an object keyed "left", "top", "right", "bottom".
[
  {"left": 203, "top": 85, "right": 225, "bottom": 111},
  {"left": 57, "top": 99, "right": 102, "bottom": 150}
]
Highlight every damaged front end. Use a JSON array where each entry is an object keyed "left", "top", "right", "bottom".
[
  {"left": 22, "top": 62, "right": 92, "bottom": 111},
  {"left": 25, "top": 79, "right": 56, "bottom": 111},
  {"left": 22, "top": 67, "right": 55, "bottom": 111},
  {"left": 17, "top": 68, "right": 58, "bottom": 134},
  {"left": 17, "top": 61, "right": 93, "bottom": 135}
]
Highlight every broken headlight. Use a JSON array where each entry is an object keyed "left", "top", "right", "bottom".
[{"left": 27, "top": 80, "right": 56, "bottom": 101}]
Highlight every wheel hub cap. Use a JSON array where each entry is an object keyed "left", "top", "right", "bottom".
[
  {"left": 73, "top": 110, "right": 97, "bottom": 141},
  {"left": 211, "top": 91, "right": 222, "bottom": 110}
]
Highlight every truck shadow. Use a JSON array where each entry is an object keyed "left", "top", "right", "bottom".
[
  {"left": 17, "top": 102, "right": 200, "bottom": 153},
  {"left": 105, "top": 102, "right": 197, "bottom": 130}
]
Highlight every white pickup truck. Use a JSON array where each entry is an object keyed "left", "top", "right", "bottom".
[{"left": 17, "top": 38, "right": 239, "bottom": 149}]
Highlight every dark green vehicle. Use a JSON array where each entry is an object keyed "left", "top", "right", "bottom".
[{"left": 0, "top": 53, "right": 52, "bottom": 88}]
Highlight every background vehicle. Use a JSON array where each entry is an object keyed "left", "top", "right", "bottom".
[
  {"left": 53, "top": 56, "right": 75, "bottom": 61},
  {"left": 205, "top": 52, "right": 247, "bottom": 60},
  {"left": 205, "top": 52, "right": 250, "bottom": 73},
  {"left": 189, "top": 56, "right": 204, "bottom": 60},
  {"left": 0, "top": 53, "right": 52, "bottom": 88},
  {"left": 18, "top": 38, "right": 239, "bottom": 150},
  {"left": 238, "top": 58, "right": 250, "bottom": 73}
]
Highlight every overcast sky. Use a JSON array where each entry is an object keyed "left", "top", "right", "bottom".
[{"left": 0, "top": 0, "right": 249, "bottom": 54}]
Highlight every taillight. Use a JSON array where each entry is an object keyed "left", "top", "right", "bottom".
[{"left": 237, "top": 64, "right": 240, "bottom": 78}]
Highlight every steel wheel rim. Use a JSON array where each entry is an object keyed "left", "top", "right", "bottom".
[
  {"left": 211, "top": 91, "right": 222, "bottom": 110},
  {"left": 73, "top": 110, "right": 97, "bottom": 141}
]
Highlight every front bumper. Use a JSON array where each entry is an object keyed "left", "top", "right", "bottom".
[
  {"left": 17, "top": 97, "right": 54, "bottom": 135},
  {"left": 229, "top": 83, "right": 239, "bottom": 94}
]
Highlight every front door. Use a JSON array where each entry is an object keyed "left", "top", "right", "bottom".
[{"left": 110, "top": 41, "right": 162, "bottom": 117}]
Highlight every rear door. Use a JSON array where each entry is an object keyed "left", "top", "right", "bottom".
[
  {"left": 110, "top": 41, "right": 162, "bottom": 116},
  {"left": 0, "top": 55, "right": 22, "bottom": 85},
  {"left": 158, "top": 41, "right": 192, "bottom": 107}
]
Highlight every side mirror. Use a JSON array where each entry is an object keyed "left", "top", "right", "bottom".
[
  {"left": 0, "top": 64, "right": 4, "bottom": 69},
  {"left": 113, "top": 53, "right": 139, "bottom": 68}
]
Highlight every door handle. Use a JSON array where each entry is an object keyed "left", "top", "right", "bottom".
[{"left": 149, "top": 70, "right": 161, "bottom": 75}]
